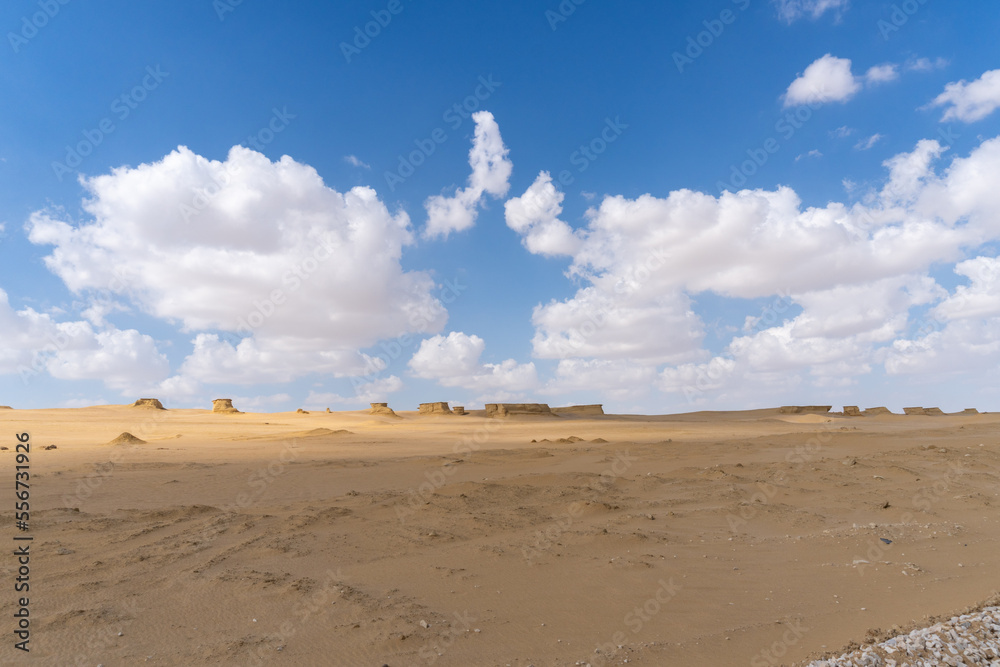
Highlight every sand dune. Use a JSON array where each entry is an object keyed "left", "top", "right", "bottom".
[
  {"left": 1, "top": 405, "right": 998, "bottom": 665},
  {"left": 106, "top": 432, "right": 147, "bottom": 446}
]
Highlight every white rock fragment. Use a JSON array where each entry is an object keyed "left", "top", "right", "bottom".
[{"left": 803, "top": 606, "right": 1000, "bottom": 667}]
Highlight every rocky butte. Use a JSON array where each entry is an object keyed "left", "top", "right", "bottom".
[
  {"left": 369, "top": 403, "right": 400, "bottom": 417},
  {"left": 212, "top": 398, "right": 241, "bottom": 414},
  {"left": 778, "top": 406, "right": 832, "bottom": 414},
  {"left": 485, "top": 403, "right": 554, "bottom": 418},
  {"left": 418, "top": 402, "right": 452, "bottom": 414}
]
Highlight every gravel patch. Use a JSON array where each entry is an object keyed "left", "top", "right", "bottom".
[{"left": 805, "top": 606, "right": 1000, "bottom": 666}]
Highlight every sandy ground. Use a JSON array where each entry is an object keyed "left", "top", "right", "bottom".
[{"left": 0, "top": 405, "right": 998, "bottom": 666}]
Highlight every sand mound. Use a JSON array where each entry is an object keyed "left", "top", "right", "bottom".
[
  {"left": 107, "top": 432, "right": 147, "bottom": 446},
  {"left": 132, "top": 398, "right": 165, "bottom": 409},
  {"left": 552, "top": 404, "right": 605, "bottom": 416},
  {"left": 864, "top": 406, "right": 893, "bottom": 415},
  {"left": 212, "top": 398, "right": 241, "bottom": 414},
  {"left": 418, "top": 402, "right": 452, "bottom": 414},
  {"left": 778, "top": 405, "right": 832, "bottom": 414},
  {"left": 369, "top": 403, "right": 400, "bottom": 417},
  {"left": 486, "top": 403, "right": 555, "bottom": 418},
  {"left": 843, "top": 405, "right": 861, "bottom": 416}
]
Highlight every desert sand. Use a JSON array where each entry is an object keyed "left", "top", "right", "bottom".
[{"left": 1, "top": 404, "right": 998, "bottom": 666}]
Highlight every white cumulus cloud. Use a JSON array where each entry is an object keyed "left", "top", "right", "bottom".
[
  {"left": 544, "top": 358, "right": 659, "bottom": 401},
  {"left": 305, "top": 375, "right": 404, "bottom": 408},
  {"left": 504, "top": 171, "right": 583, "bottom": 256},
  {"left": 906, "top": 57, "right": 948, "bottom": 73},
  {"left": 408, "top": 332, "right": 537, "bottom": 393},
  {"left": 774, "top": 0, "right": 849, "bottom": 23},
  {"left": 930, "top": 69, "right": 1000, "bottom": 123},
  {"left": 424, "top": 111, "right": 512, "bottom": 239},
  {"left": 784, "top": 54, "right": 862, "bottom": 107},
  {"left": 865, "top": 63, "right": 899, "bottom": 85},
  {"left": 26, "top": 145, "right": 448, "bottom": 390},
  {"left": 0, "top": 288, "right": 169, "bottom": 391},
  {"left": 509, "top": 134, "right": 1000, "bottom": 402},
  {"left": 932, "top": 257, "right": 1000, "bottom": 321}
]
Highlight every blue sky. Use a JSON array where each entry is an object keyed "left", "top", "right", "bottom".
[{"left": 2, "top": 0, "right": 1000, "bottom": 413}]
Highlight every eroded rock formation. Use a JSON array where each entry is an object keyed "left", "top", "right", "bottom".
[
  {"left": 212, "top": 398, "right": 241, "bottom": 413},
  {"left": 369, "top": 403, "right": 400, "bottom": 417},
  {"left": 486, "top": 403, "right": 554, "bottom": 418},
  {"left": 419, "top": 402, "right": 452, "bottom": 414},
  {"left": 552, "top": 404, "right": 605, "bottom": 416},
  {"left": 778, "top": 406, "right": 832, "bottom": 414}
]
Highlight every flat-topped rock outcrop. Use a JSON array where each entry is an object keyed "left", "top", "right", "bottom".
[
  {"left": 419, "top": 402, "right": 452, "bottom": 414},
  {"left": 133, "top": 398, "right": 165, "bottom": 409},
  {"left": 486, "top": 403, "right": 554, "bottom": 418},
  {"left": 902, "top": 406, "right": 948, "bottom": 416},
  {"left": 212, "top": 398, "right": 241, "bottom": 414},
  {"left": 552, "top": 404, "right": 605, "bottom": 416},
  {"left": 778, "top": 406, "right": 832, "bottom": 414},
  {"left": 369, "top": 402, "right": 400, "bottom": 417}
]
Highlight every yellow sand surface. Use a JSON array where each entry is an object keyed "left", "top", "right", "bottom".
[{"left": 1, "top": 405, "right": 997, "bottom": 666}]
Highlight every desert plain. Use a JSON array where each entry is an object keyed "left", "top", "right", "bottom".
[{"left": 0, "top": 403, "right": 998, "bottom": 666}]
